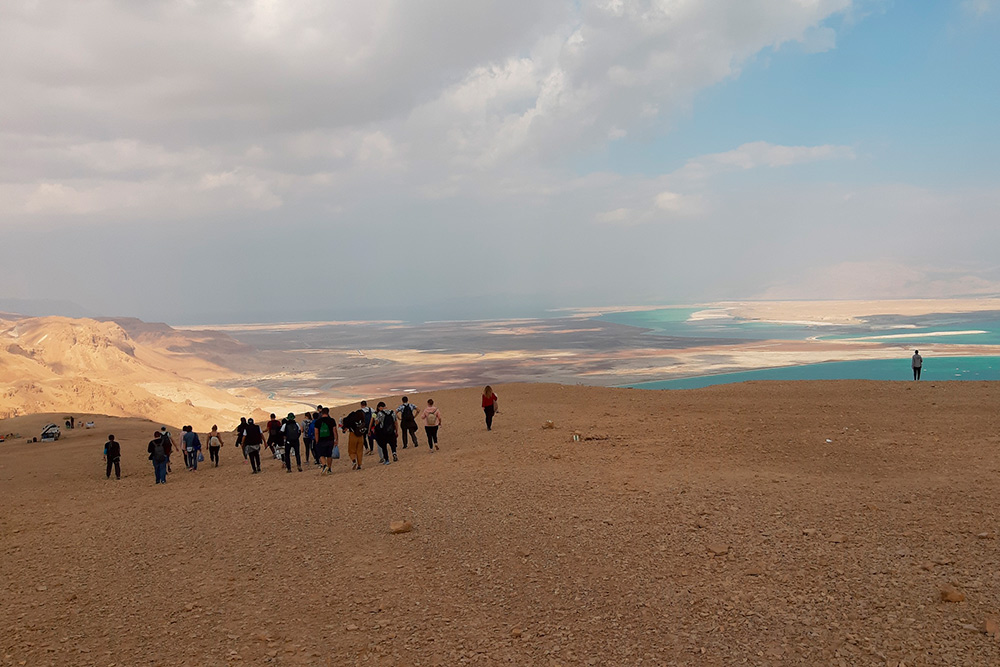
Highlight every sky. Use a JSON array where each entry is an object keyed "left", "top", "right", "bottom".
[{"left": 1, "top": 0, "right": 999, "bottom": 324}]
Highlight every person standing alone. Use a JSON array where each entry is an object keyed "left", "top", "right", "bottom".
[
  {"left": 912, "top": 350, "right": 923, "bottom": 381},
  {"left": 104, "top": 434, "right": 122, "bottom": 479},
  {"left": 482, "top": 385, "right": 499, "bottom": 431},
  {"left": 396, "top": 396, "right": 420, "bottom": 449}
]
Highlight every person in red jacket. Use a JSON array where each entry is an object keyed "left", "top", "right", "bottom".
[{"left": 482, "top": 385, "right": 498, "bottom": 431}]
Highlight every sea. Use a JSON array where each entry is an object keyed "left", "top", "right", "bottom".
[{"left": 597, "top": 307, "right": 1000, "bottom": 390}]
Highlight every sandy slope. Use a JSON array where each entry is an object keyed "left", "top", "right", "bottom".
[{"left": 3, "top": 381, "right": 1000, "bottom": 666}]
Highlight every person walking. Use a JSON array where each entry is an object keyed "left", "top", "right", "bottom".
[
  {"left": 244, "top": 418, "right": 264, "bottom": 474},
  {"left": 421, "top": 399, "right": 441, "bottom": 452},
  {"left": 359, "top": 401, "right": 375, "bottom": 455},
  {"left": 148, "top": 431, "right": 168, "bottom": 484},
  {"left": 160, "top": 427, "right": 175, "bottom": 473},
  {"left": 207, "top": 425, "right": 224, "bottom": 467},
  {"left": 302, "top": 412, "right": 314, "bottom": 465},
  {"left": 396, "top": 396, "right": 420, "bottom": 449},
  {"left": 314, "top": 407, "right": 339, "bottom": 474},
  {"left": 374, "top": 402, "right": 398, "bottom": 464},
  {"left": 341, "top": 409, "right": 366, "bottom": 471},
  {"left": 104, "top": 434, "right": 122, "bottom": 479},
  {"left": 482, "top": 385, "right": 499, "bottom": 431},
  {"left": 182, "top": 425, "right": 202, "bottom": 471},
  {"left": 265, "top": 414, "right": 282, "bottom": 459},
  {"left": 912, "top": 350, "right": 923, "bottom": 381},
  {"left": 235, "top": 417, "right": 248, "bottom": 461},
  {"left": 281, "top": 412, "right": 303, "bottom": 472}
]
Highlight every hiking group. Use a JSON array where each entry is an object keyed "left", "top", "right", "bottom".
[{"left": 132, "top": 391, "right": 481, "bottom": 484}]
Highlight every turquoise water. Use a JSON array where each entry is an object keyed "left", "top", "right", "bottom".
[
  {"left": 599, "top": 307, "right": 1000, "bottom": 345},
  {"left": 598, "top": 307, "right": 853, "bottom": 341},
  {"left": 817, "top": 317, "right": 1000, "bottom": 346},
  {"left": 628, "top": 356, "right": 1000, "bottom": 390}
]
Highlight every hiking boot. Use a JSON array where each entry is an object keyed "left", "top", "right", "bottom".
[{"left": 392, "top": 453, "right": 398, "bottom": 462}]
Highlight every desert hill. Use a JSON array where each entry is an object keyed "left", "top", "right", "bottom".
[
  {"left": 3, "top": 381, "right": 1000, "bottom": 665},
  {"left": 0, "top": 316, "right": 269, "bottom": 428}
]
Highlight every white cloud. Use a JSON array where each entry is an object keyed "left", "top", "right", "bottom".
[
  {"left": 0, "top": 0, "right": 854, "bottom": 221},
  {"left": 962, "top": 0, "right": 996, "bottom": 17}
]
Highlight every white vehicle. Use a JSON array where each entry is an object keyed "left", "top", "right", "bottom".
[{"left": 40, "top": 423, "right": 61, "bottom": 442}]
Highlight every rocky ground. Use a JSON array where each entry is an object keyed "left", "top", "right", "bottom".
[{"left": 2, "top": 381, "right": 1000, "bottom": 666}]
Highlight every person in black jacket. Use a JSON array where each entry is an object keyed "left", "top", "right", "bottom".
[{"left": 104, "top": 434, "right": 121, "bottom": 480}]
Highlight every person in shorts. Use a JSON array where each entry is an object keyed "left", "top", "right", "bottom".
[{"left": 314, "top": 407, "right": 339, "bottom": 474}]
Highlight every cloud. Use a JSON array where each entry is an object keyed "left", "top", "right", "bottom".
[
  {"left": 0, "top": 0, "right": 853, "bottom": 223},
  {"left": 593, "top": 141, "right": 853, "bottom": 225},
  {"left": 962, "top": 0, "right": 996, "bottom": 17},
  {"left": 678, "top": 141, "right": 855, "bottom": 178}
]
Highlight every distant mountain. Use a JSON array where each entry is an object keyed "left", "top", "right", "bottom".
[{"left": 0, "top": 316, "right": 269, "bottom": 428}]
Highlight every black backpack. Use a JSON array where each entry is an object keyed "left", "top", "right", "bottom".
[
  {"left": 377, "top": 411, "right": 395, "bottom": 438},
  {"left": 400, "top": 403, "right": 416, "bottom": 424},
  {"left": 285, "top": 420, "right": 301, "bottom": 440},
  {"left": 152, "top": 439, "right": 166, "bottom": 463}
]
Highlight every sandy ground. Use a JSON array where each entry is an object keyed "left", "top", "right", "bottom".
[
  {"left": 3, "top": 381, "right": 1000, "bottom": 666},
  {"left": 723, "top": 299, "right": 1000, "bottom": 325}
]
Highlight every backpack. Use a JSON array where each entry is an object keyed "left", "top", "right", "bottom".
[
  {"left": 377, "top": 411, "right": 395, "bottom": 438},
  {"left": 317, "top": 419, "right": 333, "bottom": 440},
  {"left": 400, "top": 403, "right": 416, "bottom": 424},
  {"left": 285, "top": 420, "right": 301, "bottom": 440},
  {"left": 152, "top": 440, "right": 166, "bottom": 463},
  {"left": 425, "top": 408, "right": 439, "bottom": 427}
]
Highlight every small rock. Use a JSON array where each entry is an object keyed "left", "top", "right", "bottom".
[
  {"left": 939, "top": 585, "right": 965, "bottom": 603},
  {"left": 984, "top": 616, "right": 1000, "bottom": 638},
  {"left": 510, "top": 628, "right": 522, "bottom": 638},
  {"left": 542, "top": 420, "right": 555, "bottom": 429},
  {"left": 802, "top": 528, "right": 818, "bottom": 536},
  {"left": 389, "top": 521, "right": 412, "bottom": 534},
  {"left": 745, "top": 565, "right": 764, "bottom": 576},
  {"left": 346, "top": 624, "right": 359, "bottom": 632},
  {"left": 976, "top": 532, "right": 993, "bottom": 539},
  {"left": 707, "top": 543, "right": 729, "bottom": 556},
  {"left": 828, "top": 534, "right": 845, "bottom": 543},
  {"left": 920, "top": 562, "right": 935, "bottom": 571}
]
